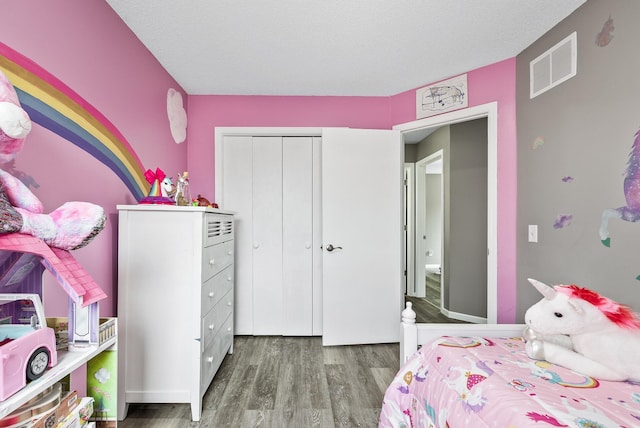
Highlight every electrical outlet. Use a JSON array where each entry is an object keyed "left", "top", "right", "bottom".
[{"left": 528, "top": 225, "right": 538, "bottom": 243}]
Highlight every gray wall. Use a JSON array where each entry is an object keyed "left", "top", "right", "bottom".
[
  {"left": 448, "top": 120, "right": 488, "bottom": 317},
  {"left": 408, "top": 118, "right": 487, "bottom": 318},
  {"left": 516, "top": 0, "right": 640, "bottom": 318}
]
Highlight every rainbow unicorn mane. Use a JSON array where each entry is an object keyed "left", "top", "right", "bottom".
[{"left": 555, "top": 285, "right": 640, "bottom": 330}]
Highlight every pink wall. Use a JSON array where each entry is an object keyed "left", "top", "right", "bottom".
[
  {"left": 187, "top": 58, "right": 517, "bottom": 322},
  {"left": 187, "top": 95, "right": 391, "bottom": 199},
  {"left": 0, "top": 1, "right": 188, "bottom": 317}
]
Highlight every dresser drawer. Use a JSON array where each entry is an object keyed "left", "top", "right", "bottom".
[
  {"left": 204, "top": 214, "right": 234, "bottom": 247},
  {"left": 201, "top": 265, "right": 234, "bottom": 315},
  {"left": 200, "top": 315, "right": 233, "bottom": 393},
  {"left": 202, "top": 240, "right": 234, "bottom": 281},
  {"left": 201, "top": 290, "right": 233, "bottom": 350}
]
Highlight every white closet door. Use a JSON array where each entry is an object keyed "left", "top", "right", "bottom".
[
  {"left": 321, "top": 128, "right": 403, "bottom": 346},
  {"left": 222, "top": 136, "right": 253, "bottom": 335},
  {"left": 252, "top": 137, "right": 283, "bottom": 334},
  {"left": 282, "top": 137, "right": 313, "bottom": 335}
]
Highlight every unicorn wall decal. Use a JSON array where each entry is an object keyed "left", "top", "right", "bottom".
[{"left": 599, "top": 129, "right": 640, "bottom": 247}]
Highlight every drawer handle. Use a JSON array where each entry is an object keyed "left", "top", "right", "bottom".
[
  {"left": 209, "top": 324, "right": 215, "bottom": 330},
  {"left": 227, "top": 276, "right": 232, "bottom": 281},
  {"left": 209, "top": 258, "right": 215, "bottom": 266},
  {"left": 227, "top": 301, "right": 232, "bottom": 306},
  {"left": 227, "top": 250, "right": 233, "bottom": 255},
  {"left": 227, "top": 327, "right": 232, "bottom": 332},
  {"left": 207, "top": 356, "right": 214, "bottom": 363},
  {"left": 209, "top": 291, "right": 215, "bottom": 298}
]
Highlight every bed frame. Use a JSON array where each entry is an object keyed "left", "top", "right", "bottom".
[{"left": 400, "top": 301, "right": 525, "bottom": 363}]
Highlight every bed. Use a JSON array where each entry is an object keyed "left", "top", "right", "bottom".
[{"left": 380, "top": 302, "right": 640, "bottom": 427}]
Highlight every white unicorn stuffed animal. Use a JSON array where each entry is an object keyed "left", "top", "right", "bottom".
[{"left": 524, "top": 278, "right": 640, "bottom": 381}]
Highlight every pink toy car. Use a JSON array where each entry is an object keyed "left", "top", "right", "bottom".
[{"left": 0, "top": 294, "right": 58, "bottom": 401}]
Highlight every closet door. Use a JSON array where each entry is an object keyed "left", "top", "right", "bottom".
[
  {"left": 222, "top": 136, "right": 253, "bottom": 335},
  {"left": 223, "top": 135, "right": 317, "bottom": 336},
  {"left": 282, "top": 137, "right": 313, "bottom": 335},
  {"left": 252, "top": 137, "right": 283, "bottom": 335}
]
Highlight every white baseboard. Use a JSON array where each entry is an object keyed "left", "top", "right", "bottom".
[{"left": 441, "top": 307, "right": 487, "bottom": 324}]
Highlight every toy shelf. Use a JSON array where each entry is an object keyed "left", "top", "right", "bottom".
[{"left": 0, "top": 333, "right": 116, "bottom": 419}]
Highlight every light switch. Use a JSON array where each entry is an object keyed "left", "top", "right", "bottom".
[{"left": 528, "top": 225, "right": 538, "bottom": 243}]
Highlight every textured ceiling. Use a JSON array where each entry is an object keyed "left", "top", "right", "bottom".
[{"left": 106, "top": 0, "right": 586, "bottom": 96}]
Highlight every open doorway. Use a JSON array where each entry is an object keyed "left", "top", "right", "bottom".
[{"left": 395, "top": 102, "right": 497, "bottom": 324}]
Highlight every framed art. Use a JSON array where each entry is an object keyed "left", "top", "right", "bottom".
[{"left": 416, "top": 74, "right": 467, "bottom": 119}]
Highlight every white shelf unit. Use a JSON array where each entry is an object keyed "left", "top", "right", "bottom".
[{"left": 0, "top": 334, "right": 117, "bottom": 419}]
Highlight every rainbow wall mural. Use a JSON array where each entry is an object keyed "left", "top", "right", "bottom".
[{"left": 0, "top": 42, "right": 148, "bottom": 200}]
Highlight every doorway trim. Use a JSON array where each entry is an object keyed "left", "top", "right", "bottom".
[
  {"left": 403, "top": 163, "right": 415, "bottom": 296},
  {"left": 415, "top": 150, "right": 444, "bottom": 306},
  {"left": 393, "top": 102, "right": 498, "bottom": 324}
]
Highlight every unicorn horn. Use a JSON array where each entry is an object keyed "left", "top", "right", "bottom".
[{"left": 528, "top": 278, "right": 557, "bottom": 300}]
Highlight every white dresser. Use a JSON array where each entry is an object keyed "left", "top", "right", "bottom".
[{"left": 116, "top": 205, "right": 234, "bottom": 422}]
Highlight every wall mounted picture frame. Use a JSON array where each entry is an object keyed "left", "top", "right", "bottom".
[{"left": 416, "top": 74, "right": 468, "bottom": 119}]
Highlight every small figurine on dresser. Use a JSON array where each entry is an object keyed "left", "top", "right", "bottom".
[
  {"left": 174, "top": 171, "right": 191, "bottom": 206},
  {"left": 192, "top": 194, "right": 218, "bottom": 208},
  {"left": 0, "top": 70, "right": 105, "bottom": 250}
]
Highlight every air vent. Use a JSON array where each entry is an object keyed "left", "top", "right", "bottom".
[
  {"left": 205, "top": 218, "right": 234, "bottom": 246},
  {"left": 530, "top": 32, "right": 577, "bottom": 99},
  {"left": 207, "top": 219, "right": 233, "bottom": 239}
]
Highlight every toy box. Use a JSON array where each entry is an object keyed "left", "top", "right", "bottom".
[
  {"left": 56, "top": 396, "right": 93, "bottom": 428},
  {"left": 0, "top": 382, "right": 65, "bottom": 427},
  {"left": 31, "top": 390, "right": 79, "bottom": 428}
]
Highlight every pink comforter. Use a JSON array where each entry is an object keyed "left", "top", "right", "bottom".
[{"left": 379, "top": 336, "right": 640, "bottom": 427}]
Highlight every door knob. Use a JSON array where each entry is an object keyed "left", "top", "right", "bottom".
[{"left": 326, "top": 244, "right": 343, "bottom": 252}]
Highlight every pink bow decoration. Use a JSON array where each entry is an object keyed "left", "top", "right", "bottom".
[{"left": 144, "top": 168, "right": 166, "bottom": 184}]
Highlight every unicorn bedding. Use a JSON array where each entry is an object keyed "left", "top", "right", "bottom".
[{"left": 379, "top": 335, "right": 640, "bottom": 427}]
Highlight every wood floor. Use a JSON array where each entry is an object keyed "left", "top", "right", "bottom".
[
  {"left": 119, "top": 336, "right": 399, "bottom": 427},
  {"left": 404, "top": 295, "right": 468, "bottom": 324}
]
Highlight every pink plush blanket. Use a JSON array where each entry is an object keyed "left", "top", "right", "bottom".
[{"left": 379, "top": 336, "right": 640, "bottom": 427}]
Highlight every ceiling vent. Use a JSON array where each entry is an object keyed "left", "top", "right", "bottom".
[{"left": 530, "top": 32, "right": 577, "bottom": 99}]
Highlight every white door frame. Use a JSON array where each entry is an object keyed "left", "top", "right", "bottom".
[
  {"left": 404, "top": 163, "right": 415, "bottom": 296},
  {"left": 415, "top": 150, "right": 444, "bottom": 305},
  {"left": 394, "top": 102, "right": 498, "bottom": 324}
]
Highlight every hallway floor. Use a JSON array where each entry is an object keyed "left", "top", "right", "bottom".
[{"left": 404, "top": 295, "right": 469, "bottom": 324}]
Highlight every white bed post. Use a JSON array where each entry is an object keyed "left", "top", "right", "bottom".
[{"left": 400, "top": 302, "right": 418, "bottom": 364}]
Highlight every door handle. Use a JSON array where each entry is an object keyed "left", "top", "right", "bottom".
[{"left": 326, "top": 244, "right": 343, "bottom": 252}]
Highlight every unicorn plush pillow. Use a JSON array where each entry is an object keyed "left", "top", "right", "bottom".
[{"left": 523, "top": 278, "right": 640, "bottom": 382}]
